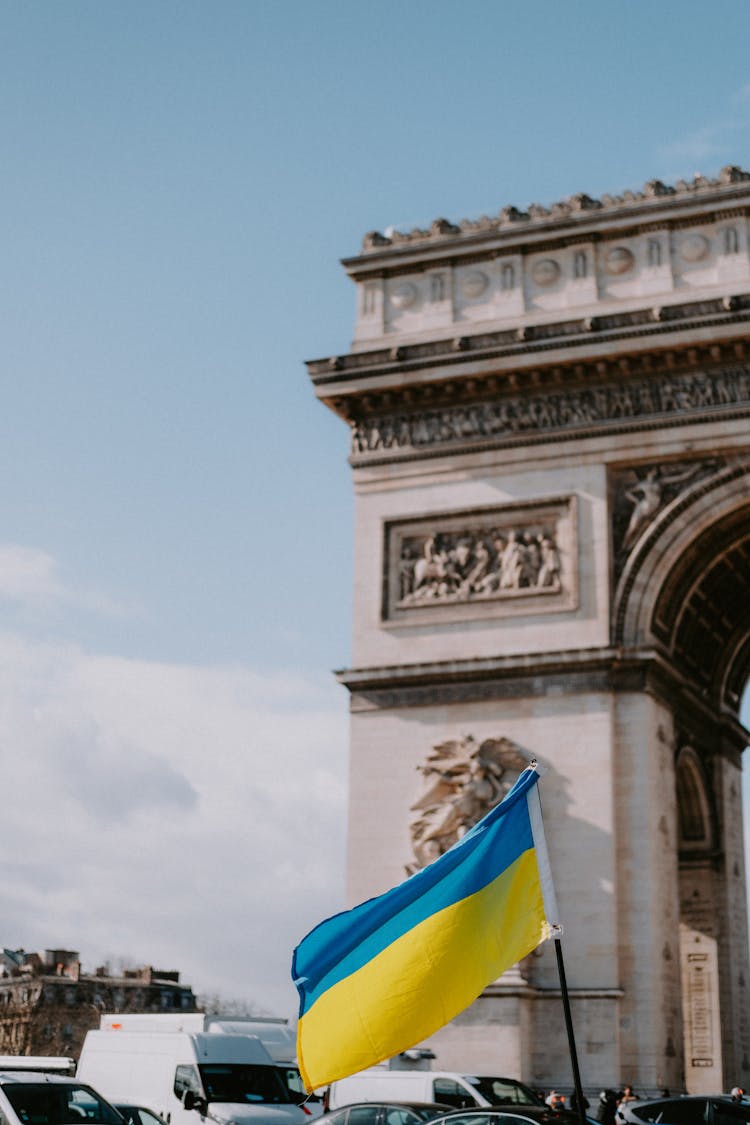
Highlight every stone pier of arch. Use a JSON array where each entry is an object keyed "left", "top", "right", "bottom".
[{"left": 308, "top": 167, "right": 750, "bottom": 1094}]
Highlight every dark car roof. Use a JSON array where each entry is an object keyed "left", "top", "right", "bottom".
[
  {"left": 423, "top": 1109, "right": 578, "bottom": 1123},
  {"left": 329, "top": 1104, "right": 453, "bottom": 1112},
  {"left": 616, "top": 1096, "right": 750, "bottom": 1125},
  {"left": 326, "top": 1104, "right": 453, "bottom": 1119}
]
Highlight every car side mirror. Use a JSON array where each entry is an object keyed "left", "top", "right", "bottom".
[{"left": 183, "top": 1093, "right": 205, "bottom": 1115}]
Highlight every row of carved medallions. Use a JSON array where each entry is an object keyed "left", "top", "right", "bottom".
[
  {"left": 610, "top": 457, "right": 726, "bottom": 582},
  {"left": 407, "top": 735, "right": 531, "bottom": 873},
  {"left": 376, "top": 228, "right": 743, "bottom": 316},
  {"left": 350, "top": 362, "right": 750, "bottom": 463},
  {"left": 383, "top": 497, "right": 576, "bottom": 624},
  {"left": 529, "top": 226, "right": 742, "bottom": 285}
]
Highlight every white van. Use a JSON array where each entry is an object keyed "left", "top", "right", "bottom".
[
  {"left": 77, "top": 1029, "right": 305, "bottom": 1125},
  {"left": 91, "top": 1013, "right": 321, "bottom": 1118},
  {"left": 326, "top": 1069, "right": 543, "bottom": 1110}
]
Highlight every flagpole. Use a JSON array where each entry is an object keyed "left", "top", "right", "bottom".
[
  {"left": 554, "top": 936, "right": 587, "bottom": 1125},
  {"left": 527, "top": 768, "right": 586, "bottom": 1125}
]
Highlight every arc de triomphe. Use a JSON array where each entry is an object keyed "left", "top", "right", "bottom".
[{"left": 307, "top": 168, "right": 750, "bottom": 1094}]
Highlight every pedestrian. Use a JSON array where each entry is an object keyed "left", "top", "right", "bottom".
[
  {"left": 618, "top": 1086, "right": 638, "bottom": 1110},
  {"left": 570, "top": 1091, "right": 590, "bottom": 1116},
  {"left": 595, "top": 1089, "right": 618, "bottom": 1125},
  {"left": 730, "top": 1088, "right": 745, "bottom": 1103}
]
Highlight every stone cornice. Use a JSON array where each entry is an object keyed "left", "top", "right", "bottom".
[
  {"left": 308, "top": 294, "right": 750, "bottom": 402},
  {"left": 336, "top": 646, "right": 749, "bottom": 753},
  {"left": 345, "top": 166, "right": 750, "bottom": 270},
  {"left": 482, "top": 984, "right": 625, "bottom": 999},
  {"left": 336, "top": 645, "right": 626, "bottom": 691}
]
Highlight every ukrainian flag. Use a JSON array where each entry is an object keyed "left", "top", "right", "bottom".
[{"left": 292, "top": 766, "right": 558, "bottom": 1091}]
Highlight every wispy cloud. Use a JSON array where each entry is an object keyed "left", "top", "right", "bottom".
[
  {"left": 731, "top": 85, "right": 750, "bottom": 105},
  {"left": 656, "top": 85, "right": 750, "bottom": 180},
  {"left": 659, "top": 122, "right": 734, "bottom": 169},
  {"left": 0, "top": 544, "right": 130, "bottom": 617},
  {"left": 0, "top": 544, "right": 71, "bottom": 602}
]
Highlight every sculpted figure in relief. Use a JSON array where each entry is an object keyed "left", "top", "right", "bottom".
[
  {"left": 621, "top": 463, "right": 705, "bottom": 552},
  {"left": 408, "top": 736, "right": 530, "bottom": 872}
]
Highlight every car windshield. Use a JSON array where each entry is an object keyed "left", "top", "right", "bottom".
[
  {"left": 467, "top": 1079, "right": 544, "bottom": 1107},
  {"left": 197, "top": 1064, "right": 289, "bottom": 1104},
  {"left": 2, "top": 1083, "right": 123, "bottom": 1125}
]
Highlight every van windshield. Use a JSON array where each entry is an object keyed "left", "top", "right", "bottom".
[
  {"left": 2, "top": 1082, "right": 123, "bottom": 1125},
  {"left": 198, "top": 1065, "right": 289, "bottom": 1105},
  {"left": 277, "top": 1066, "right": 322, "bottom": 1107},
  {"left": 466, "top": 1077, "right": 544, "bottom": 1107}
]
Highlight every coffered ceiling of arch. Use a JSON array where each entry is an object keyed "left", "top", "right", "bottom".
[{"left": 651, "top": 504, "right": 750, "bottom": 712}]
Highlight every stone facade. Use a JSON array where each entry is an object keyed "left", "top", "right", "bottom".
[
  {"left": 309, "top": 168, "right": 750, "bottom": 1094},
  {"left": 0, "top": 948, "right": 196, "bottom": 1058}
]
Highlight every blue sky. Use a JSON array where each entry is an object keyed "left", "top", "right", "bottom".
[{"left": 1, "top": 0, "right": 749, "bottom": 1016}]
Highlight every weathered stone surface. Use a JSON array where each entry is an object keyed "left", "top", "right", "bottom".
[{"left": 313, "top": 171, "right": 750, "bottom": 1094}]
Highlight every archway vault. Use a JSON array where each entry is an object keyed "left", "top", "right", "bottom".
[
  {"left": 611, "top": 458, "right": 750, "bottom": 1091},
  {"left": 614, "top": 458, "right": 750, "bottom": 721}
]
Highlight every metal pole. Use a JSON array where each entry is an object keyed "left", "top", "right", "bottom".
[{"left": 554, "top": 936, "right": 587, "bottom": 1125}]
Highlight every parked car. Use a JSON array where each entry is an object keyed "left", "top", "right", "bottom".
[
  {"left": 420, "top": 1106, "right": 581, "bottom": 1125},
  {"left": 616, "top": 1097, "right": 750, "bottom": 1125},
  {"left": 322, "top": 1103, "right": 453, "bottom": 1125},
  {"left": 113, "top": 1105, "right": 169, "bottom": 1125},
  {"left": 0, "top": 1070, "right": 124, "bottom": 1125}
]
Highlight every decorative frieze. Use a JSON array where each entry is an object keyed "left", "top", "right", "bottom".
[
  {"left": 350, "top": 363, "right": 750, "bottom": 464},
  {"left": 383, "top": 497, "right": 576, "bottom": 624}
]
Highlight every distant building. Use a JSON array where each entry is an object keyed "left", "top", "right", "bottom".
[{"left": 0, "top": 947, "right": 196, "bottom": 1058}]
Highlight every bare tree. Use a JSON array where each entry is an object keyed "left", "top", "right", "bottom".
[{"left": 197, "top": 992, "right": 272, "bottom": 1017}]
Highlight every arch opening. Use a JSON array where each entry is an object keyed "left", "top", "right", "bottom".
[{"left": 616, "top": 467, "right": 750, "bottom": 1091}]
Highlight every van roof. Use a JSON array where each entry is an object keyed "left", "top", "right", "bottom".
[
  {"left": 83, "top": 1029, "right": 274, "bottom": 1066},
  {"left": 0, "top": 1059, "right": 75, "bottom": 1073},
  {"left": 0, "top": 1073, "right": 80, "bottom": 1085},
  {"left": 204, "top": 1021, "right": 296, "bottom": 1062}
]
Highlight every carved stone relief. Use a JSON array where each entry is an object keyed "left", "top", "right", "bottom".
[
  {"left": 606, "top": 247, "right": 635, "bottom": 275},
  {"left": 384, "top": 497, "right": 577, "bottom": 623},
  {"left": 611, "top": 457, "right": 724, "bottom": 578},
  {"left": 350, "top": 364, "right": 750, "bottom": 464},
  {"left": 408, "top": 735, "right": 531, "bottom": 872}
]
